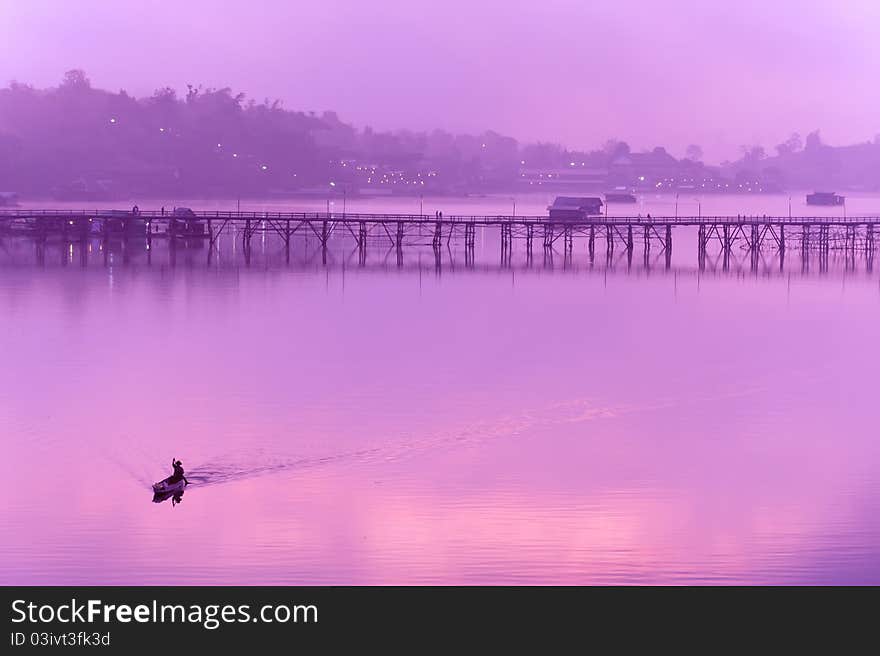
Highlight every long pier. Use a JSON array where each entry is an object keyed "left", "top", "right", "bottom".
[{"left": 1, "top": 209, "right": 877, "bottom": 270}]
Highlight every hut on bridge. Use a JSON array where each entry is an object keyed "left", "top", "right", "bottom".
[{"left": 548, "top": 196, "right": 603, "bottom": 220}]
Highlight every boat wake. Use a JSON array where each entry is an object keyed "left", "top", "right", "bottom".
[
  {"left": 177, "top": 396, "right": 624, "bottom": 488},
  {"left": 184, "top": 447, "right": 385, "bottom": 488},
  {"left": 111, "top": 375, "right": 780, "bottom": 493}
]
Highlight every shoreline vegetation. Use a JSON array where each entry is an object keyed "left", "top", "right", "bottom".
[{"left": 2, "top": 71, "right": 880, "bottom": 202}]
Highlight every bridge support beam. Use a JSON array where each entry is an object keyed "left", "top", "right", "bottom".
[
  {"left": 664, "top": 224, "right": 672, "bottom": 269},
  {"left": 588, "top": 225, "right": 595, "bottom": 262},
  {"left": 357, "top": 221, "right": 367, "bottom": 265},
  {"left": 525, "top": 224, "right": 533, "bottom": 264}
]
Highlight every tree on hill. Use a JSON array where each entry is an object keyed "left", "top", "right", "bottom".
[{"left": 685, "top": 144, "right": 703, "bottom": 162}]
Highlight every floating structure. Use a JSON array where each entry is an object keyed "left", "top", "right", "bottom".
[{"left": 806, "top": 192, "right": 845, "bottom": 206}]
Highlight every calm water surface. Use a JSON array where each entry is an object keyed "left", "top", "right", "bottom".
[{"left": 2, "top": 193, "right": 880, "bottom": 584}]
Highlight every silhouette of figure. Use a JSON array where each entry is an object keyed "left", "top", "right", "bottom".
[
  {"left": 170, "top": 458, "right": 189, "bottom": 486},
  {"left": 132, "top": 204, "right": 140, "bottom": 215}
]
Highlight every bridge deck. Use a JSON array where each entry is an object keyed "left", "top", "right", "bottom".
[
  {"left": 0, "top": 209, "right": 873, "bottom": 227},
  {"left": 1, "top": 208, "right": 875, "bottom": 272}
]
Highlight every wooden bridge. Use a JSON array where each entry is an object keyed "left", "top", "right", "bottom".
[{"left": 1, "top": 209, "right": 876, "bottom": 270}]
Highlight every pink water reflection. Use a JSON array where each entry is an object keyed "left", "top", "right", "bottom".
[{"left": 2, "top": 223, "right": 880, "bottom": 584}]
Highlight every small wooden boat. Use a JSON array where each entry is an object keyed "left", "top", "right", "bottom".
[{"left": 152, "top": 476, "right": 186, "bottom": 494}]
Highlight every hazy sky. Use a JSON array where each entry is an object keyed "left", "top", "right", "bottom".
[{"left": 2, "top": 0, "right": 879, "bottom": 161}]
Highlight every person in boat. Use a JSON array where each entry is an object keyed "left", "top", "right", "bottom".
[{"left": 170, "top": 458, "right": 189, "bottom": 486}]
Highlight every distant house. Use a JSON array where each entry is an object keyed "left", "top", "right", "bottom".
[
  {"left": 609, "top": 147, "right": 680, "bottom": 188},
  {"left": 547, "top": 196, "right": 603, "bottom": 220}
]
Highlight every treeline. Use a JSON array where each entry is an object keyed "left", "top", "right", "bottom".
[
  {"left": 722, "top": 131, "right": 880, "bottom": 192},
  {"left": 0, "top": 70, "right": 342, "bottom": 198},
  {"left": 0, "top": 70, "right": 528, "bottom": 198},
  {"left": 1, "top": 71, "right": 877, "bottom": 199},
  {"left": 0, "top": 71, "right": 691, "bottom": 199}
]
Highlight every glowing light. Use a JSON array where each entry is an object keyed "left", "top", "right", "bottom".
[
  {"left": 260, "top": 164, "right": 268, "bottom": 170},
  {"left": 159, "top": 127, "right": 165, "bottom": 132},
  {"left": 233, "top": 153, "right": 238, "bottom": 158},
  {"left": 109, "top": 118, "right": 117, "bottom": 124},
  {"left": 329, "top": 181, "right": 336, "bottom": 187}
]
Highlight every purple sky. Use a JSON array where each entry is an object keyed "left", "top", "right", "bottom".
[{"left": 2, "top": 0, "right": 879, "bottom": 161}]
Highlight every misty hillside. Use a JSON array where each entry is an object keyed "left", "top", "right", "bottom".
[
  {"left": 1, "top": 72, "right": 877, "bottom": 199},
  {"left": 0, "top": 71, "right": 524, "bottom": 199},
  {"left": 722, "top": 132, "right": 880, "bottom": 192}
]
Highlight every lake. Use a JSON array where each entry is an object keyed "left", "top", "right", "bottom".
[{"left": 2, "top": 192, "right": 880, "bottom": 584}]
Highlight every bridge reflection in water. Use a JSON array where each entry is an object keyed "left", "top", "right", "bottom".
[{"left": 0, "top": 233, "right": 876, "bottom": 282}]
